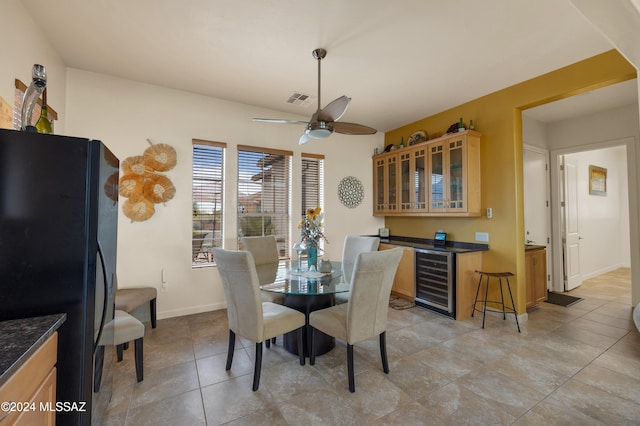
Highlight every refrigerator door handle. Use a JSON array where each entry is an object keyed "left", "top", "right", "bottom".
[{"left": 94, "top": 240, "right": 109, "bottom": 353}]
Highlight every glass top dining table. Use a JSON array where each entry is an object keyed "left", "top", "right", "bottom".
[
  {"left": 260, "top": 261, "right": 349, "bottom": 296},
  {"left": 260, "top": 260, "right": 347, "bottom": 357}
]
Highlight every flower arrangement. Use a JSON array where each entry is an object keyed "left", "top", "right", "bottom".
[{"left": 298, "top": 207, "right": 328, "bottom": 247}]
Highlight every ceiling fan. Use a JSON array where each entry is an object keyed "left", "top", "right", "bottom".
[{"left": 253, "top": 48, "right": 377, "bottom": 145}]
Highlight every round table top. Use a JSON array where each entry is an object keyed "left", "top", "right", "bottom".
[{"left": 260, "top": 261, "right": 349, "bottom": 296}]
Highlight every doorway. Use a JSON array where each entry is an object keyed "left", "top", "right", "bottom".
[
  {"left": 522, "top": 78, "right": 637, "bottom": 294},
  {"left": 551, "top": 143, "right": 631, "bottom": 292}
]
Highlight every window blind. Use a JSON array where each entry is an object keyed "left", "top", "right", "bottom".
[
  {"left": 192, "top": 139, "right": 225, "bottom": 266},
  {"left": 301, "top": 153, "right": 324, "bottom": 215},
  {"left": 237, "top": 145, "right": 292, "bottom": 259}
]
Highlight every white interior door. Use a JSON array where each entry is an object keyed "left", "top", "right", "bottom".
[
  {"left": 562, "top": 156, "right": 582, "bottom": 290},
  {"left": 523, "top": 148, "right": 549, "bottom": 246},
  {"left": 524, "top": 147, "right": 551, "bottom": 291}
]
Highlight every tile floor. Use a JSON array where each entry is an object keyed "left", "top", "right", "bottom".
[{"left": 101, "top": 268, "right": 640, "bottom": 425}]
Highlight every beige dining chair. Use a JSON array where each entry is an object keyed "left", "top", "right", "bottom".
[
  {"left": 240, "top": 235, "right": 284, "bottom": 302},
  {"left": 115, "top": 287, "right": 157, "bottom": 328},
  {"left": 241, "top": 235, "right": 285, "bottom": 347},
  {"left": 335, "top": 235, "right": 381, "bottom": 305},
  {"left": 94, "top": 310, "right": 145, "bottom": 392},
  {"left": 114, "top": 275, "right": 157, "bottom": 329},
  {"left": 309, "top": 248, "right": 403, "bottom": 392},
  {"left": 211, "top": 248, "right": 306, "bottom": 391}
]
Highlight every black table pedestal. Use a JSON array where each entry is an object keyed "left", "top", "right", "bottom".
[{"left": 283, "top": 293, "right": 335, "bottom": 357}]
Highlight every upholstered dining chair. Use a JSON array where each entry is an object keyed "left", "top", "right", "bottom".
[
  {"left": 334, "top": 235, "right": 381, "bottom": 305},
  {"left": 241, "top": 235, "right": 284, "bottom": 302},
  {"left": 211, "top": 248, "right": 306, "bottom": 391},
  {"left": 241, "top": 235, "right": 285, "bottom": 347},
  {"left": 94, "top": 310, "right": 145, "bottom": 392},
  {"left": 115, "top": 275, "right": 157, "bottom": 329},
  {"left": 309, "top": 248, "right": 403, "bottom": 392}
]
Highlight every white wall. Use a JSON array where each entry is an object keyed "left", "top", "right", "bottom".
[
  {"left": 65, "top": 69, "right": 384, "bottom": 319},
  {"left": 564, "top": 147, "right": 630, "bottom": 278},
  {"left": 522, "top": 116, "right": 548, "bottom": 149},
  {"left": 547, "top": 103, "right": 640, "bottom": 150},
  {"left": 0, "top": 0, "right": 67, "bottom": 133}
]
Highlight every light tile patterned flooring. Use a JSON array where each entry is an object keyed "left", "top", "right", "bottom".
[{"left": 102, "top": 268, "right": 640, "bottom": 425}]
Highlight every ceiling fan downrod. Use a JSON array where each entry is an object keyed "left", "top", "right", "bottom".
[{"left": 312, "top": 48, "right": 326, "bottom": 112}]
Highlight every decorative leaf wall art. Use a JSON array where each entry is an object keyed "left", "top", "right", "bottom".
[{"left": 119, "top": 139, "right": 177, "bottom": 222}]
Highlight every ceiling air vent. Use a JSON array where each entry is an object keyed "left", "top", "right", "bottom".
[{"left": 285, "top": 92, "right": 313, "bottom": 107}]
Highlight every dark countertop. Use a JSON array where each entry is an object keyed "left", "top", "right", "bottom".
[
  {"left": 525, "top": 244, "right": 546, "bottom": 251},
  {"left": 0, "top": 313, "right": 66, "bottom": 387},
  {"left": 379, "top": 236, "right": 489, "bottom": 254}
]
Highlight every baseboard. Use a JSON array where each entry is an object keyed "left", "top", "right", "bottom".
[
  {"left": 157, "top": 302, "right": 227, "bottom": 320},
  {"left": 581, "top": 263, "right": 628, "bottom": 281}
]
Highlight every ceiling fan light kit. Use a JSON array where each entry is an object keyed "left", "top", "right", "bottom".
[{"left": 252, "top": 48, "right": 376, "bottom": 145}]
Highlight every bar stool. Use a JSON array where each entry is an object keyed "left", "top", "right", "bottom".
[{"left": 472, "top": 271, "right": 521, "bottom": 332}]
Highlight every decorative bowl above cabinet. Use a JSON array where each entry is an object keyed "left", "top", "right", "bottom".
[{"left": 373, "top": 130, "right": 481, "bottom": 217}]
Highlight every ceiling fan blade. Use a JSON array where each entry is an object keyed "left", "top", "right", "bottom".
[
  {"left": 317, "top": 95, "right": 351, "bottom": 122},
  {"left": 299, "top": 132, "right": 312, "bottom": 145},
  {"left": 252, "top": 118, "right": 309, "bottom": 125},
  {"left": 333, "top": 122, "right": 377, "bottom": 135}
]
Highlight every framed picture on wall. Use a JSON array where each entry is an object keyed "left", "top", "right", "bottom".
[{"left": 589, "top": 165, "right": 607, "bottom": 196}]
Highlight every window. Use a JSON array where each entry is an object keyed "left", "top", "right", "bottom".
[
  {"left": 237, "top": 146, "right": 292, "bottom": 258},
  {"left": 192, "top": 139, "right": 225, "bottom": 266},
  {"left": 301, "top": 153, "right": 324, "bottom": 214},
  {"left": 14, "top": 79, "right": 57, "bottom": 131}
]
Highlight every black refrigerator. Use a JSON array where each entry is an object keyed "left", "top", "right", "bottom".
[{"left": 0, "top": 128, "right": 118, "bottom": 425}]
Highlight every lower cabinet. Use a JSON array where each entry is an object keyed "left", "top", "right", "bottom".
[
  {"left": 379, "top": 243, "right": 415, "bottom": 300},
  {"left": 0, "top": 332, "right": 58, "bottom": 426},
  {"left": 454, "top": 252, "right": 484, "bottom": 321},
  {"left": 526, "top": 248, "right": 548, "bottom": 308}
]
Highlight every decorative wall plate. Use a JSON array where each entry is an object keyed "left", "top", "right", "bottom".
[
  {"left": 408, "top": 130, "right": 427, "bottom": 145},
  {"left": 338, "top": 176, "right": 364, "bottom": 208}
]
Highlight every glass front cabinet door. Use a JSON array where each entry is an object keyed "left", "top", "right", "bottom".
[
  {"left": 374, "top": 152, "right": 399, "bottom": 215},
  {"left": 399, "top": 147, "right": 428, "bottom": 213},
  {"left": 413, "top": 147, "right": 427, "bottom": 212},
  {"left": 428, "top": 132, "right": 481, "bottom": 215},
  {"left": 429, "top": 132, "right": 481, "bottom": 215}
]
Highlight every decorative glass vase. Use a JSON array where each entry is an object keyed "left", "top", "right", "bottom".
[{"left": 307, "top": 243, "right": 318, "bottom": 270}]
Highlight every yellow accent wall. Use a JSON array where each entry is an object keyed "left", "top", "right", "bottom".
[{"left": 384, "top": 50, "right": 636, "bottom": 315}]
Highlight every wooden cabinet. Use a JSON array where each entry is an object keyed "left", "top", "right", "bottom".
[
  {"left": 373, "top": 130, "right": 481, "bottom": 216},
  {"left": 373, "top": 152, "right": 399, "bottom": 215},
  {"left": 428, "top": 131, "right": 481, "bottom": 215},
  {"left": 399, "top": 146, "right": 428, "bottom": 213},
  {"left": 0, "top": 332, "right": 58, "bottom": 425},
  {"left": 454, "top": 252, "right": 484, "bottom": 321},
  {"left": 526, "top": 247, "right": 547, "bottom": 308},
  {"left": 379, "top": 243, "right": 415, "bottom": 300}
]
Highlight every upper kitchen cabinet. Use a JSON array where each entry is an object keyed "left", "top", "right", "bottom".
[
  {"left": 373, "top": 151, "right": 399, "bottom": 215},
  {"left": 399, "top": 145, "right": 428, "bottom": 213},
  {"left": 373, "top": 130, "right": 481, "bottom": 217},
  {"left": 429, "top": 131, "right": 481, "bottom": 215}
]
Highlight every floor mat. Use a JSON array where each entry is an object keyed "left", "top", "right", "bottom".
[
  {"left": 389, "top": 295, "right": 415, "bottom": 310},
  {"left": 545, "top": 291, "right": 583, "bottom": 307}
]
